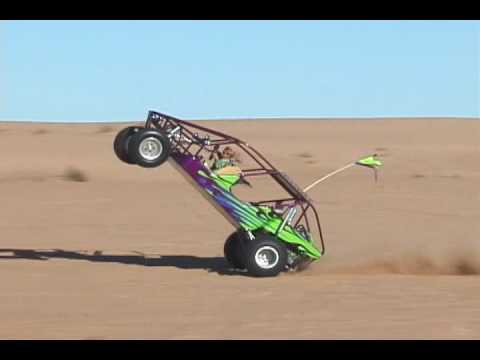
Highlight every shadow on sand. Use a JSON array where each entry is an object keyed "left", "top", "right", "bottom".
[{"left": 0, "top": 248, "right": 247, "bottom": 276}]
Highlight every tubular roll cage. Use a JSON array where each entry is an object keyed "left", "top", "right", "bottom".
[{"left": 145, "top": 110, "right": 325, "bottom": 255}]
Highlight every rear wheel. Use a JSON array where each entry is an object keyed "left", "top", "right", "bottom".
[
  {"left": 244, "top": 233, "right": 287, "bottom": 277},
  {"left": 224, "top": 231, "right": 246, "bottom": 269},
  {"left": 128, "top": 129, "right": 171, "bottom": 168},
  {"left": 113, "top": 126, "right": 142, "bottom": 164}
]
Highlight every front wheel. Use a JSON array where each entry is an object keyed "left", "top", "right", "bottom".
[
  {"left": 244, "top": 233, "right": 287, "bottom": 277},
  {"left": 128, "top": 129, "right": 171, "bottom": 168},
  {"left": 113, "top": 126, "right": 142, "bottom": 164}
]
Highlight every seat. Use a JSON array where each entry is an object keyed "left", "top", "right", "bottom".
[{"left": 214, "top": 165, "right": 242, "bottom": 176}]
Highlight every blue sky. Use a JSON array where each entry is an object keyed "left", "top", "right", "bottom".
[{"left": 1, "top": 20, "right": 479, "bottom": 122}]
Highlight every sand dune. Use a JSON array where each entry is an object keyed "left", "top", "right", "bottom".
[{"left": 0, "top": 118, "right": 479, "bottom": 339}]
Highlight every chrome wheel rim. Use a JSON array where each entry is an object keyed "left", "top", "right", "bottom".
[
  {"left": 254, "top": 246, "right": 279, "bottom": 269},
  {"left": 139, "top": 137, "right": 163, "bottom": 161}
]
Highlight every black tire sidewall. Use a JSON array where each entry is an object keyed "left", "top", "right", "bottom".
[
  {"left": 129, "top": 129, "right": 171, "bottom": 168},
  {"left": 113, "top": 126, "right": 142, "bottom": 164},
  {"left": 224, "top": 231, "right": 246, "bottom": 269}
]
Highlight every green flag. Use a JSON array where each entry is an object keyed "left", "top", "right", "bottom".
[
  {"left": 303, "top": 154, "right": 384, "bottom": 192},
  {"left": 355, "top": 154, "right": 383, "bottom": 182},
  {"left": 355, "top": 154, "right": 383, "bottom": 168}
]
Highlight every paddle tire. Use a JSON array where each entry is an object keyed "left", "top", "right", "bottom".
[
  {"left": 244, "top": 233, "right": 288, "bottom": 277},
  {"left": 113, "top": 126, "right": 143, "bottom": 164},
  {"left": 128, "top": 129, "right": 171, "bottom": 168},
  {"left": 224, "top": 231, "right": 246, "bottom": 269}
]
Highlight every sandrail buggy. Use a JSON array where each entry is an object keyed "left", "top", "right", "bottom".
[{"left": 114, "top": 111, "right": 326, "bottom": 277}]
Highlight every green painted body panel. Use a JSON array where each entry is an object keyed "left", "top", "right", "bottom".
[{"left": 200, "top": 170, "right": 322, "bottom": 260}]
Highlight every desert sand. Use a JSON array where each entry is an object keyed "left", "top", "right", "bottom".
[{"left": 0, "top": 118, "right": 479, "bottom": 339}]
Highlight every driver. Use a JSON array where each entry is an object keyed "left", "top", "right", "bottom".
[
  {"left": 210, "top": 146, "right": 242, "bottom": 176},
  {"left": 212, "top": 146, "right": 237, "bottom": 169},
  {"left": 206, "top": 146, "right": 254, "bottom": 188}
]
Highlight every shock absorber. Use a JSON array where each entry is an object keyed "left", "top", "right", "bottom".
[{"left": 275, "top": 207, "right": 297, "bottom": 236}]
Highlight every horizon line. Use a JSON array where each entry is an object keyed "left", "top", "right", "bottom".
[{"left": 0, "top": 116, "right": 479, "bottom": 124}]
